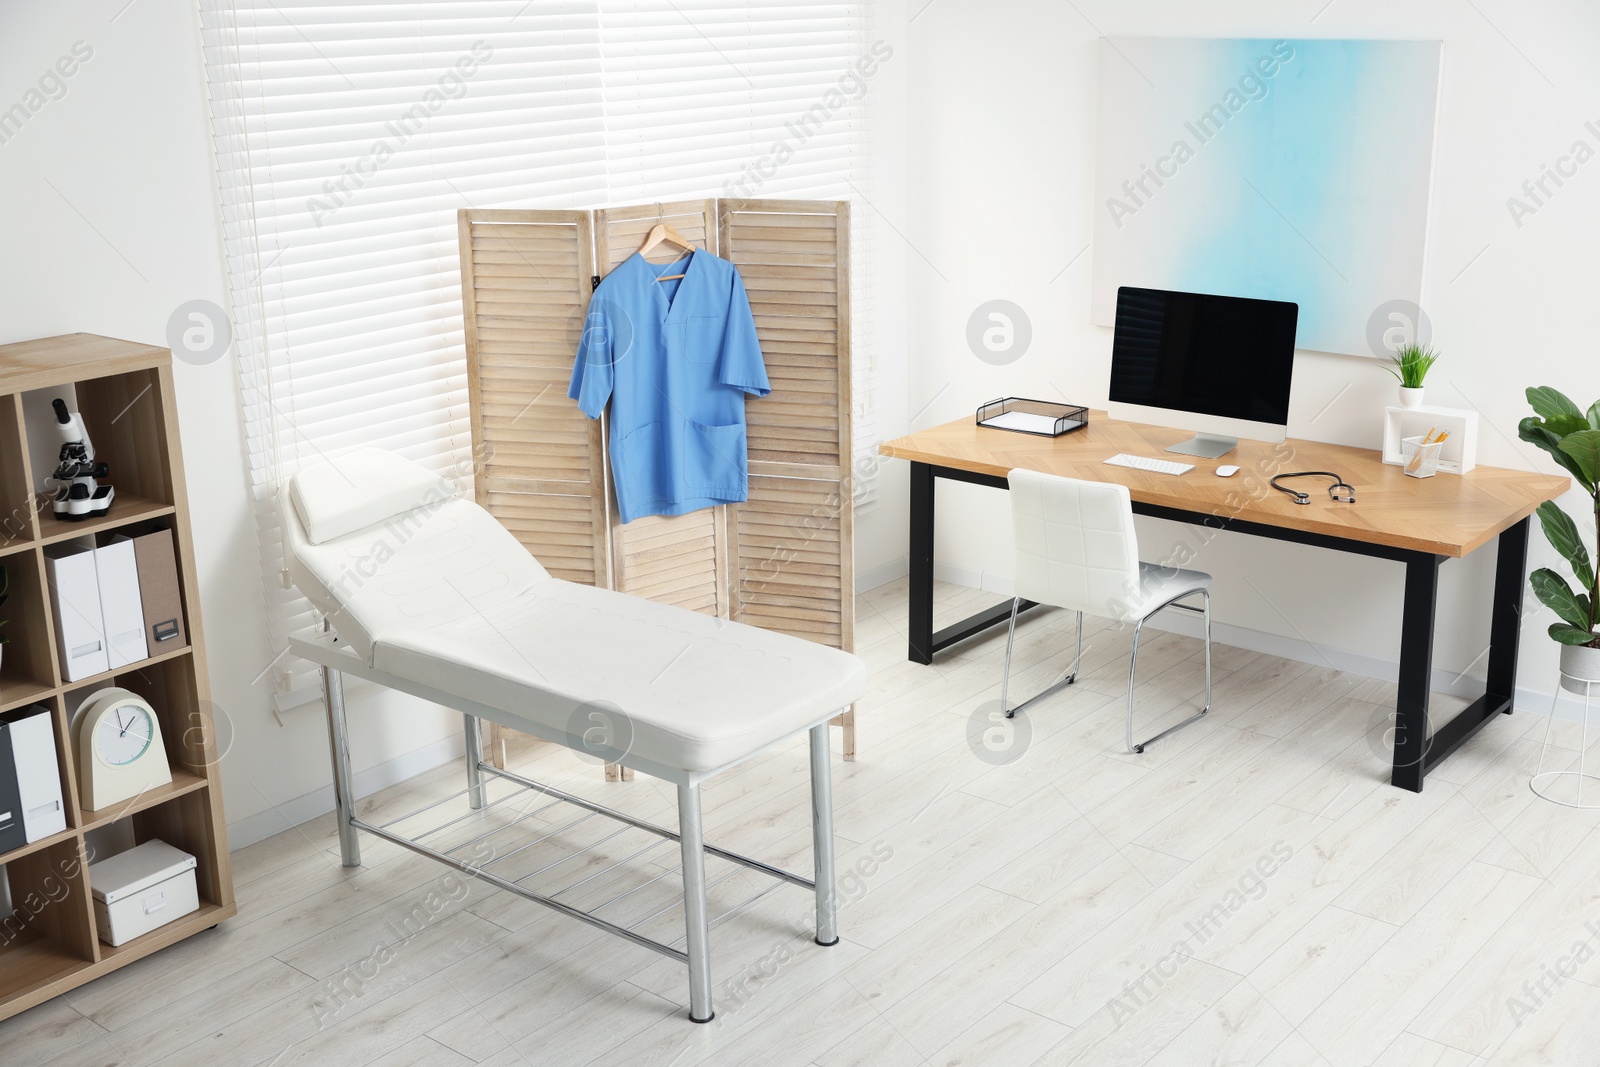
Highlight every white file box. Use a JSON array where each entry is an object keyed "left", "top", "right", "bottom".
[
  {"left": 3, "top": 705, "right": 66, "bottom": 843},
  {"left": 89, "top": 840, "right": 199, "bottom": 946},
  {"left": 96, "top": 537, "right": 149, "bottom": 668},
  {"left": 44, "top": 544, "right": 110, "bottom": 681}
]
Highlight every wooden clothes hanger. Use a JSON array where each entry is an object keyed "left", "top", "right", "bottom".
[{"left": 637, "top": 210, "right": 697, "bottom": 281}]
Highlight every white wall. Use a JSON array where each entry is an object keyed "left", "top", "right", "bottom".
[
  {"left": 0, "top": 0, "right": 462, "bottom": 848},
  {"left": 896, "top": 0, "right": 1600, "bottom": 698},
  {"left": 855, "top": 0, "right": 913, "bottom": 590}
]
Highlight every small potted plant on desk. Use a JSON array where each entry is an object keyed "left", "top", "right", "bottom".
[
  {"left": 1521, "top": 386, "right": 1600, "bottom": 692},
  {"left": 1388, "top": 342, "right": 1439, "bottom": 408}
]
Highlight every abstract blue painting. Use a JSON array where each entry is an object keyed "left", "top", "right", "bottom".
[{"left": 1090, "top": 38, "right": 1442, "bottom": 358}]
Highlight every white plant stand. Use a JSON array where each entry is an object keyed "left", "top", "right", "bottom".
[{"left": 1531, "top": 671, "right": 1600, "bottom": 809}]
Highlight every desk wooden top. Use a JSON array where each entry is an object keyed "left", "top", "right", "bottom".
[{"left": 879, "top": 413, "right": 1570, "bottom": 558}]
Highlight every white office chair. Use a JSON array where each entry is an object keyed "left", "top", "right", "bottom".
[{"left": 1001, "top": 468, "right": 1213, "bottom": 753}]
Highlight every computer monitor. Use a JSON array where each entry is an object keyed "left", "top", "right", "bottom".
[{"left": 1106, "top": 286, "right": 1299, "bottom": 459}]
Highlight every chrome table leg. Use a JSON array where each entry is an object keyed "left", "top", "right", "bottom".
[
  {"left": 810, "top": 723, "right": 839, "bottom": 947},
  {"left": 678, "top": 781, "right": 714, "bottom": 1022},
  {"left": 322, "top": 666, "right": 361, "bottom": 868}
]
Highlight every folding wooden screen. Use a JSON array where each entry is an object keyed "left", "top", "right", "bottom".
[{"left": 458, "top": 199, "right": 855, "bottom": 769}]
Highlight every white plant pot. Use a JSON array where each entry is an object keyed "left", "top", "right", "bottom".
[
  {"left": 1560, "top": 642, "right": 1600, "bottom": 696},
  {"left": 1399, "top": 386, "right": 1425, "bottom": 409}
]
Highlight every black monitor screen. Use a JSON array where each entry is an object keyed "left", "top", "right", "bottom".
[{"left": 1109, "top": 287, "right": 1298, "bottom": 426}]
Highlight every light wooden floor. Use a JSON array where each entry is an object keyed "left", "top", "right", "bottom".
[{"left": 11, "top": 578, "right": 1600, "bottom": 1067}]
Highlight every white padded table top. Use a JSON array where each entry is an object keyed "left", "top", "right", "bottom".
[
  {"left": 376, "top": 580, "right": 863, "bottom": 772},
  {"left": 282, "top": 454, "right": 865, "bottom": 773}
]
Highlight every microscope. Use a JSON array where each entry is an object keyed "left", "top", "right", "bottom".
[{"left": 50, "top": 398, "right": 114, "bottom": 521}]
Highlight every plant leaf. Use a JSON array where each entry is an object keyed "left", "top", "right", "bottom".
[
  {"left": 1589, "top": 399, "right": 1600, "bottom": 432},
  {"left": 1549, "top": 623, "right": 1599, "bottom": 646},
  {"left": 1521, "top": 417, "right": 1594, "bottom": 489},
  {"left": 1532, "top": 567, "right": 1591, "bottom": 629},
  {"left": 1558, "top": 430, "right": 1600, "bottom": 488},
  {"left": 1528, "top": 386, "right": 1583, "bottom": 422},
  {"left": 1538, "top": 501, "right": 1597, "bottom": 590},
  {"left": 1545, "top": 413, "right": 1592, "bottom": 438}
]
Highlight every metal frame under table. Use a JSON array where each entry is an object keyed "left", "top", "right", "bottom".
[
  {"left": 905, "top": 461, "right": 1532, "bottom": 793},
  {"left": 290, "top": 631, "right": 842, "bottom": 1024}
]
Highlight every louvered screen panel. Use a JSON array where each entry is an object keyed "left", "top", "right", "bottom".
[
  {"left": 596, "top": 200, "right": 731, "bottom": 617},
  {"left": 596, "top": 200, "right": 719, "bottom": 274},
  {"left": 721, "top": 200, "right": 854, "bottom": 656},
  {"left": 459, "top": 209, "right": 609, "bottom": 586}
]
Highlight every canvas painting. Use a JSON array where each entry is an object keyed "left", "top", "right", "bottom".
[{"left": 1090, "top": 38, "right": 1443, "bottom": 358}]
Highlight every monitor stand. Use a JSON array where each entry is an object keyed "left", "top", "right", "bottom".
[{"left": 1165, "top": 433, "right": 1237, "bottom": 459}]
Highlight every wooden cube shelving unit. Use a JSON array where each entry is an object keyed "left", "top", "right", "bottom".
[{"left": 0, "top": 333, "right": 234, "bottom": 1022}]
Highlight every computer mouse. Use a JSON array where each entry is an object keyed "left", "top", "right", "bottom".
[{"left": 1215, "top": 465, "right": 1241, "bottom": 477}]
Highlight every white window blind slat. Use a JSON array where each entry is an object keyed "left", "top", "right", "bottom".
[{"left": 201, "top": 0, "right": 878, "bottom": 711}]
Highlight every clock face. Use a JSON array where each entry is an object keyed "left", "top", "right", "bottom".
[{"left": 95, "top": 703, "right": 154, "bottom": 767}]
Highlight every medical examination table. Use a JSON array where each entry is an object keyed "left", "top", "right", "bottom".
[{"left": 280, "top": 449, "right": 866, "bottom": 1022}]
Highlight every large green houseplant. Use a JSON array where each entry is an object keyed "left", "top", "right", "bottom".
[{"left": 1520, "top": 386, "right": 1600, "bottom": 691}]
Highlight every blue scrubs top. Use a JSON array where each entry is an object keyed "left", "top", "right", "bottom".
[{"left": 568, "top": 250, "right": 770, "bottom": 523}]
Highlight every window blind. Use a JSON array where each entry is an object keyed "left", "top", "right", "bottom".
[{"left": 199, "top": 1, "right": 878, "bottom": 712}]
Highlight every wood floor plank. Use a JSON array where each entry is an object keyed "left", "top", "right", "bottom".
[
  {"left": 1296, "top": 861, "right": 1540, "bottom": 1065},
  {"left": 0, "top": 1000, "right": 106, "bottom": 1067},
  {"left": 880, "top": 854, "right": 1155, "bottom": 1056},
  {"left": 812, "top": 1013, "right": 929, "bottom": 1067},
  {"left": 1256, "top": 1030, "right": 1337, "bottom": 1066},
  {"left": 1332, "top": 791, "right": 1503, "bottom": 925},
  {"left": 1140, "top": 978, "right": 1297, "bottom": 1067},
  {"left": 1409, "top": 826, "right": 1600, "bottom": 1054},
  {"left": 506, "top": 980, "right": 678, "bottom": 1066},
  {"left": 841, "top": 884, "right": 1033, "bottom": 1007},
  {"left": 1248, "top": 904, "right": 1398, "bottom": 1026},
  {"left": 1370, "top": 1032, "right": 1485, "bottom": 1066},
  {"left": 1025, "top": 952, "right": 1241, "bottom": 1067},
  {"left": 1009, "top": 801, "right": 1324, "bottom": 1027},
  {"left": 928, "top": 1001, "right": 1069, "bottom": 1066}
]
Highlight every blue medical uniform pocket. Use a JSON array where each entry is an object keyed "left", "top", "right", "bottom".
[
  {"left": 682, "top": 419, "right": 747, "bottom": 491},
  {"left": 683, "top": 315, "right": 722, "bottom": 364},
  {"left": 617, "top": 421, "right": 666, "bottom": 499}
]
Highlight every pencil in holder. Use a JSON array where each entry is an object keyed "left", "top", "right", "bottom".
[{"left": 1401, "top": 436, "right": 1444, "bottom": 478}]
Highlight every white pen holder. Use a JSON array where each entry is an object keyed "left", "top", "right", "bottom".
[
  {"left": 1382, "top": 405, "right": 1477, "bottom": 474},
  {"left": 1400, "top": 436, "right": 1443, "bottom": 478}
]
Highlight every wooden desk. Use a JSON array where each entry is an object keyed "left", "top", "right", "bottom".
[{"left": 879, "top": 412, "right": 1570, "bottom": 792}]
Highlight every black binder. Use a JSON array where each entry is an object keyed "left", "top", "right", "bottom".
[{"left": 0, "top": 719, "right": 25, "bottom": 855}]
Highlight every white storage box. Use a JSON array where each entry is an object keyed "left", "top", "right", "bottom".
[{"left": 89, "top": 840, "right": 199, "bottom": 947}]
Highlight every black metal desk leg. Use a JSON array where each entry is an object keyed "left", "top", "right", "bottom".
[
  {"left": 1486, "top": 518, "right": 1531, "bottom": 710},
  {"left": 908, "top": 462, "right": 936, "bottom": 664},
  {"left": 1392, "top": 554, "right": 1442, "bottom": 791}
]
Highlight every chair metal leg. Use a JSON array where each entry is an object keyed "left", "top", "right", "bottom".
[
  {"left": 1072, "top": 609, "right": 1083, "bottom": 680},
  {"left": 1002, "top": 601, "right": 1081, "bottom": 720},
  {"left": 1126, "top": 618, "right": 1147, "bottom": 754},
  {"left": 463, "top": 714, "right": 486, "bottom": 811},
  {"left": 810, "top": 724, "right": 839, "bottom": 947},
  {"left": 322, "top": 666, "right": 361, "bottom": 868},
  {"left": 1000, "top": 597, "right": 1021, "bottom": 718},
  {"left": 1127, "top": 590, "right": 1212, "bottom": 754},
  {"left": 677, "top": 781, "right": 714, "bottom": 1023}
]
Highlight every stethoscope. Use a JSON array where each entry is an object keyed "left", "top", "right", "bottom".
[{"left": 1270, "top": 471, "right": 1356, "bottom": 505}]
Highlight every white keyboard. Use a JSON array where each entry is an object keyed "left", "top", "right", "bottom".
[{"left": 1103, "top": 453, "right": 1195, "bottom": 476}]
